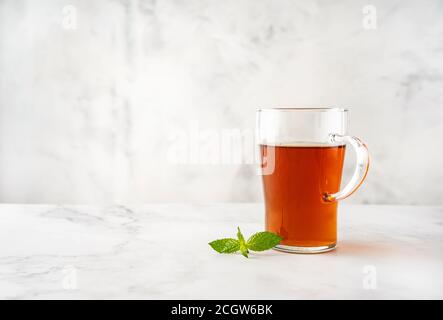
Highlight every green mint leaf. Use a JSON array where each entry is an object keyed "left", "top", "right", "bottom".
[
  {"left": 237, "top": 227, "right": 249, "bottom": 258},
  {"left": 246, "top": 231, "right": 282, "bottom": 251},
  {"left": 209, "top": 227, "right": 281, "bottom": 258},
  {"left": 209, "top": 238, "right": 240, "bottom": 253}
]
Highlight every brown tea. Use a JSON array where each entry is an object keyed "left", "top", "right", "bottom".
[{"left": 260, "top": 144, "right": 346, "bottom": 248}]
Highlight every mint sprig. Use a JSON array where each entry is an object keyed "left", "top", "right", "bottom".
[{"left": 209, "top": 227, "right": 282, "bottom": 258}]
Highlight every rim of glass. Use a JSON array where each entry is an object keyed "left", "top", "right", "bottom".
[{"left": 257, "top": 107, "right": 348, "bottom": 112}]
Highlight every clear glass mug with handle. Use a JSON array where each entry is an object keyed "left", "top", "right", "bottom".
[{"left": 257, "top": 108, "right": 369, "bottom": 253}]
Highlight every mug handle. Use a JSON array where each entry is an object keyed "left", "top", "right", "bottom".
[{"left": 324, "top": 134, "right": 370, "bottom": 202}]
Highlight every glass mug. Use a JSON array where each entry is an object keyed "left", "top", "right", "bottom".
[{"left": 257, "top": 108, "right": 369, "bottom": 253}]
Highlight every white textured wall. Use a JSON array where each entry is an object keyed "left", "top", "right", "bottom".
[{"left": 1, "top": 0, "right": 442, "bottom": 205}]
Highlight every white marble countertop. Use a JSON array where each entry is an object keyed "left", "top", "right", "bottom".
[{"left": 0, "top": 203, "right": 442, "bottom": 299}]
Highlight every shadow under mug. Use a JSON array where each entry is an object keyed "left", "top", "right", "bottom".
[{"left": 257, "top": 108, "right": 369, "bottom": 253}]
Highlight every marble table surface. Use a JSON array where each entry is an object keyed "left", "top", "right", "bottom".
[{"left": 0, "top": 203, "right": 442, "bottom": 300}]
